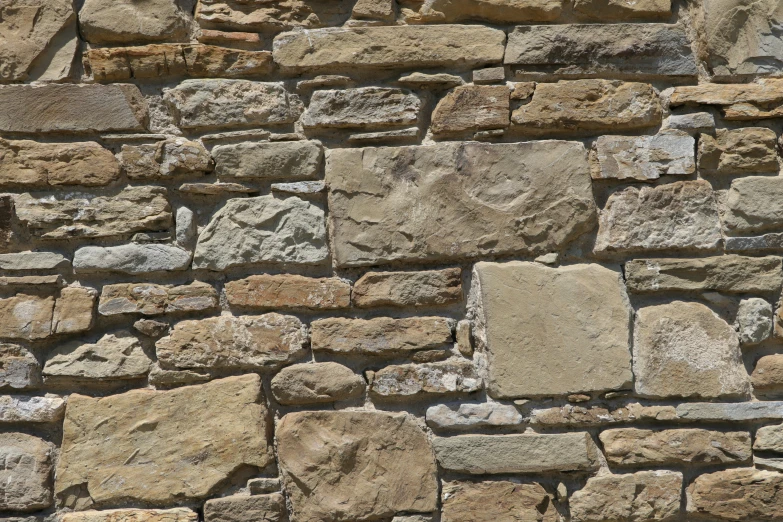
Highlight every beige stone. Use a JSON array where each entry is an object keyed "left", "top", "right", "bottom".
[
  {"left": 699, "top": 128, "right": 779, "bottom": 175},
  {"left": 61, "top": 509, "right": 198, "bottom": 522},
  {"left": 723, "top": 177, "right": 783, "bottom": 236},
  {"left": 0, "top": 294, "right": 54, "bottom": 340},
  {"left": 0, "top": 251, "right": 69, "bottom": 271},
  {"left": 670, "top": 80, "right": 783, "bottom": 120},
  {"left": 529, "top": 403, "right": 677, "bottom": 427},
  {"left": 0, "top": 433, "right": 54, "bottom": 511},
  {"left": 353, "top": 268, "right": 462, "bottom": 308},
  {"left": 99, "top": 282, "right": 218, "bottom": 316},
  {"left": 371, "top": 360, "right": 482, "bottom": 399},
  {"left": 752, "top": 354, "right": 783, "bottom": 392},
  {"left": 225, "top": 274, "right": 350, "bottom": 310},
  {"left": 56, "top": 375, "right": 270, "bottom": 508},
  {"left": 212, "top": 141, "right": 322, "bottom": 180},
  {"left": 573, "top": 0, "right": 671, "bottom": 20},
  {"left": 472, "top": 262, "right": 632, "bottom": 399},
  {"left": 277, "top": 411, "right": 438, "bottom": 522},
  {"left": 633, "top": 301, "right": 751, "bottom": 399},
  {"left": 198, "top": 29, "right": 264, "bottom": 50},
  {"left": 52, "top": 287, "right": 97, "bottom": 335},
  {"left": 302, "top": 87, "right": 420, "bottom": 129},
  {"left": 196, "top": 0, "right": 352, "bottom": 32},
  {"left": 271, "top": 362, "right": 365, "bottom": 405},
  {"left": 327, "top": 141, "right": 595, "bottom": 266},
  {"left": 512, "top": 80, "right": 662, "bottom": 135},
  {"left": 204, "top": 494, "right": 285, "bottom": 522},
  {"left": 404, "top": 0, "right": 562, "bottom": 23},
  {"left": 43, "top": 332, "right": 152, "bottom": 382},
  {"left": 311, "top": 316, "right": 453, "bottom": 355},
  {"left": 755, "top": 424, "right": 783, "bottom": 453},
  {"left": 79, "top": 0, "right": 191, "bottom": 45},
  {"left": 0, "top": 344, "right": 41, "bottom": 390},
  {"left": 431, "top": 85, "right": 509, "bottom": 136},
  {"left": 570, "top": 471, "right": 682, "bottom": 522},
  {"left": 120, "top": 138, "right": 213, "bottom": 180},
  {"left": 156, "top": 314, "right": 307, "bottom": 371},
  {"left": 441, "top": 481, "right": 557, "bottom": 522},
  {"left": 0, "top": 395, "right": 65, "bottom": 424},
  {"left": 426, "top": 402, "right": 524, "bottom": 430},
  {"left": 592, "top": 134, "right": 695, "bottom": 181},
  {"left": 352, "top": 0, "right": 395, "bottom": 20},
  {"left": 687, "top": 468, "right": 783, "bottom": 520}
]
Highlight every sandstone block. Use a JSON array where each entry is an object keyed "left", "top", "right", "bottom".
[
  {"left": 752, "top": 354, "right": 783, "bottom": 392},
  {"left": 0, "top": 251, "right": 69, "bottom": 271},
  {"left": 277, "top": 411, "right": 438, "bottom": 522},
  {"left": 0, "top": 433, "right": 54, "bottom": 511},
  {"left": 723, "top": 176, "right": 783, "bottom": 236},
  {"left": 371, "top": 360, "right": 482, "bottom": 399},
  {"left": 570, "top": 471, "right": 682, "bottom": 522},
  {"left": 43, "top": 332, "right": 152, "bottom": 382},
  {"left": 205, "top": 494, "right": 285, "bottom": 522},
  {"left": 212, "top": 141, "right": 322, "bottom": 180},
  {"left": 529, "top": 403, "right": 677, "bottom": 427},
  {"left": 56, "top": 375, "right": 270, "bottom": 508},
  {"left": 0, "top": 395, "right": 65, "bottom": 424},
  {"left": 61, "top": 509, "right": 198, "bottom": 522},
  {"left": 0, "top": 344, "right": 41, "bottom": 390},
  {"left": 271, "top": 362, "right": 365, "bottom": 405},
  {"left": 595, "top": 180, "right": 722, "bottom": 254},
  {"left": 433, "top": 432, "right": 600, "bottom": 474},
  {"left": 670, "top": 80, "right": 783, "bottom": 120},
  {"left": 441, "top": 481, "right": 557, "bottom": 522},
  {"left": 248, "top": 478, "right": 281, "bottom": 495},
  {"left": 327, "top": 141, "right": 595, "bottom": 266},
  {"left": 676, "top": 401, "right": 783, "bottom": 421},
  {"left": 52, "top": 287, "right": 97, "bottom": 335},
  {"left": 196, "top": 0, "right": 351, "bottom": 32},
  {"left": 699, "top": 128, "right": 779, "bottom": 175},
  {"left": 431, "top": 85, "right": 509, "bottom": 136},
  {"left": 404, "top": 0, "right": 562, "bottom": 23},
  {"left": 737, "top": 298, "right": 773, "bottom": 345},
  {"left": 156, "top": 314, "right": 307, "bottom": 371},
  {"left": 302, "top": 88, "right": 420, "bottom": 129},
  {"left": 311, "top": 316, "right": 453, "bottom": 355},
  {"left": 426, "top": 402, "right": 523, "bottom": 430},
  {"left": 634, "top": 301, "right": 751, "bottom": 399},
  {"left": 198, "top": 29, "right": 264, "bottom": 49},
  {"left": 756, "top": 424, "right": 783, "bottom": 453},
  {"left": 573, "top": 0, "right": 671, "bottom": 20},
  {"left": 99, "top": 282, "right": 218, "bottom": 316},
  {"left": 687, "top": 468, "right": 783, "bottom": 520},
  {"left": 120, "top": 138, "right": 213, "bottom": 180},
  {"left": 352, "top": 0, "right": 395, "bottom": 21},
  {"left": 79, "top": 0, "right": 191, "bottom": 44},
  {"left": 225, "top": 274, "right": 349, "bottom": 310},
  {"left": 592, "top": 134, "right": 695, "bottom": 181},
  {"left": 73, "top": 244, "right": 192, "bottom": 274},
  {"left": 472, "top": 262, "right": 632, "bottom": 399},
  {"left": 354, "top": 268, "right": 460, "bottom": 308},
  {"left": 663, "top": 112, "right": 715, "bottom": 133},
  {"left": 0, "top": 294, "right": 54, "bottom": 340}
]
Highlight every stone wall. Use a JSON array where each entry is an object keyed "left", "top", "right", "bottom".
[{"left": 2, "top": 0, "right": 783, "bottom": 521}]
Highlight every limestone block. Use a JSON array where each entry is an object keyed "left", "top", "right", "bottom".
[
  {"left": 687, "top": 468, "right": 783, "bottom": 520},
  {"left": 61, "top": 509, "right": 197, "bottom": 522},
  {"left": 663, "top": 112, "right": 715, "bottom": 133},
  {"left": 271, "top": 362, "right": 365, "bottom": 405},
  {"left": 441, "top": 481, "right": 557, "bottom": 522},
  {"left": 676, "top": 401, "right": 783, "bottom": 421},
  {"left": 99, "top": 282, "right": 218, "bottom": 316},
  {"left": 302, "top": 88, "right": 420, "bottom": 129},
  {"left": 352, "top": 0, "right": 395, "bottom": 21},
  {"left": 698, "top": 128, "right": 779, "bottom": 175},
  {"left": 0, "top": 433, "right": 54, "bottom": 511},
  {"left": 43, "top": 332, "right": 152, "bottom": 382},
  {"left": 0, "top": 344, "right": 41, "bottom": 390},
  {"left": 592, "top": 134, "right": 695, "bottom": 181},
  {"left": 426, "top": 402, "right": 524, "bottom": 430},
  {"left": 196, "top": 0, "right": 352, "bottom": 32},
  {"left": 431, "top": 85, "right": 509, "bottom": 136},
  {"left": 120, "top": 138, "right": 213, "bottom": 180},
  {"left": 52, "top": 287, "right": 97, "bottom": 335},
  {"left": 752, "top": 354, "right": 783, "bottom": 392},
  {"left": 573, "top": 0, "right": 671, "bottom": 20},
  {"left": 225, "top": 274, "right": 350, "bottom": 310},
  {"left": 353, "top": 268, "right": 462, "bottom": 308},
  {"left": 403, "top": 0, "right": 562, "bottom": 23},
  {"left": 0, "top": 294, "right": 54, "bottom": 340},
  {"left": 204, "top": 494, "right": 286, "bottom": 522},
  {"left": 0, "top": 395, "right": 65, "bottom": 424},
  {"left": 79, "top": 0, "right": 192, "bottom": 44},
  {"left": 311, "top": 316, "right": 453, "bottom": 355},
  {"left": 0, "top": 251, "right": 69, "bottom": 271},
  {"left": 370, "top": 360, "right": 482, "bottom": 399},
  {"left": 755, "top": 424, "right": 783, "bottom": 453},
  {"left": 529, "top": 403, "right": 677, "bottom": 427},
  {"left": 670, "top": 80, "right": 783, "bottom": 120},
  {"left": 737, "top": 298, "right": 773, "bottom": 345},
  {"left": 212, "top": 141, "right": 322, "bottom": 179},
  {"left": 73, "top": 244, "right": 192, "bottom": 274}
]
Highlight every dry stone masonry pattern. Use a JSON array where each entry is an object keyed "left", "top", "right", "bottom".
[{"left": 3, "top": 0, "right": 783, "bottom": 521}]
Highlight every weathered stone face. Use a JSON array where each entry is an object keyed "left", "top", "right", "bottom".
[
  {"left": 0, "top": 294, "right": 55, "bottom": 340},
  {"left": 0, "top": 395, "right": 65, "bottom": 424},
  {"left": 754, "top": 424, "right": 783, "bottom": 452},
  {"left": 196, "top": 0, "right": 352, "bottom": 32},
  {"left": 204, "top": 494, "right": 286, "bottom": 522},
  {"left": 56, "top": 375, "right": 270, "bottom": 508},
  {"left": 271, "top": 362, "right": 365, "bottom": 405},
  {"left": 472, "top": 262, "right": 632, "bottom": 399},
  {"left": 752, "top": 354, "right": 783, "bottom": 392},
  {"left": 79, "top": 0, "right": 192, "bottom": 44},
  {"left": 0, "top": 251, "right": 68, "bottom": 271},
  {"left": 225, "top": 275, "right": 350, "bottom": 310},
  {"left": 370, "top": 359, "right": 482, "bottom": 399},
  {"left": 277, "top": 411, "right": 438, "bottom": 522},
  {"left": 0, "top": 344, "right": 41, "bottom": 390},
  {"left": 353, "top": 268, "right": 462, "bottom": 308},
  {"left": 120, "top": 138, "right": 213, "bottom": 180},
  {"left": 303, "top": 88, "right": 420, "bottom": 129},
  {"left": 687, "top": 468, "right": 783, "bottom": 520},
  {"left": 311, "top": 316, "right": 453, "bottom": 355},
  {"left": 213, "top": 141, "right": 322, "bottom": 180},
  {"left": 426, "top": 402, "right": 523, "bottom": 430},
  {"left": 73, "top": 244, "right": 192, "bottom": 274},
  {"left": 431, "top": 85, "right": 510, "bottom": 136},
  {"left": 737, "top": 298, "right": 773, "bottom": 345},
  {"left": 43, "top": 332, "right": 152, "bottom": 382},
  {"left": 573, "top": 0, "right": 671, "bottom": 20},
  {"left": 404, "top": 0, "right": 562, "bottom": 23},
  {"left": 61, "top": 509, "right": 198, "bottom": 522},
  {"left": 670, "top": 80, "right": 783, "bottom": 120},
  {"left": 529, "top": 403, "right": 677, "bottom": 427},
  {"left": 723, "top": 176, "right": 783, "bottom": 236},
  {"left": 592, "top": 134, "right": 695, "bottom": 181},
  {"left": 441, "top": 481, "right": 557, "bottom": 522},
  {"left": 699, "top": 128, "right": 779, "bottom": 175},
  {"left": 327, "top": 141, "right": 595, "bottom": 266},
  {"left": 0, "top": 433, "right": 54, "bottom": 511},
  {"left": 99, "top": 282, "right": 218, "bottom": 316}
]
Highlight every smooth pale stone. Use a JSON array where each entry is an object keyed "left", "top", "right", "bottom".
[
  {"left": 573, "top": 0, "right": 671, "bottom": 20},
  {"left": 737, "top": 298, "right": 773, "bottom": 345},
  {"left": 0, "top": 433, "right": 54, "bottom": 511},
  {"left": 441, "top": 481, "right": 557, "bottom": 522},
  {"left": 433, "top": 432, "right": 600, "bottom": 474},
  {"left": 0, "top": 84, "right": 148, "bottom": 134},
  {"left": 61, "top": 509, "right": 198, "bottom": 522},
  {"left": 403, "top": 0, "right": 562, "bottom": 23},
  {"left": 506, "top": 24, "right": 696, "bottom": 80},
  {"left": 79, "top": 0, "right": 191, "bottom": 44},
  {"left": 0, "top": 295, "right": 54, "bottom": 340},
  {"left": 472, "top": 262, "right": 632, "bottom": 399},
  {"left": 633, "top": 301, "right": 751, "bottom": 399},
  {"left": 370, "top": 360, "right": 482, "bottom": 399},
  {"left": 426, "top": 402, "right": 524, "bottom": 430},
  {"left": 724, "top": 177, "right": 783, "bottom": 236},
  {"left": 0, "top": 344, "right": 41, "bottom": 390},
  {"left": 302, "top": 88, "right": 420, "bottom": 129},
  {"left": 755, "top": 456, "right": 783, "bottom": 472},
  {"left": 592, "top": 134, "right": 695, "bottom": 181},
  {"left": 687, "top": 468, "right": 783, "bottom": 520},
  {"left": 676, "top": 402, "right": 783, "bottom": 421},
  {"left": 270, "top": 362, "right": 365, "bottom": 405},
  {"left": 698, "top": 128, "right": 779, "bottom": 175},
  {"left": 212, "top": 141, "right": 323, "bottom": 180},
  {"left": 73, "top": 244, "right": 192, "bottom": 274},
  {"left": 0, "top": 395, "right": 65, "bottom": 424},
  {"left": 204, "top": 494, "right": 285, "bottom": 522},
  {"left": 755, "top": 424, "right": 783, "bottom": 453},
  {"left": 662, "top": 112, "right": 715, "bottom": 133},
  {"left": 0, "top": 251, "right": 69, "bottom": 271},
  {"left": 327, "top": 141, "right": 595, "bottom": 267},
  {"left": 397, "top": 72, "right": 464, "bottom": 89},
  {"left": 272, "top": 26, "right": 506, "bottom": 71}
]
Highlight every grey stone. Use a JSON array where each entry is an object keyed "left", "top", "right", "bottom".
[
  {"left": 73, "top": 244, "right": 192, "bottom": 274},
  {"left": 212, "top": 141, "right": 323, "bottom": 180},
  {"left": 726, "top": 233, "right": 783, "bottom": 252},
  {"left": 676, "top": 402, "right": 783, "bottom": 421},
  {"left": 204, "top": 494, "right": 285, "bottom": 522},
  {"left": 175, "top": 207, "right": 196, "bottom": 247},
  {"left": 663, "top": 112, "right": 716, "bottom": 133},
  {"left": 473, "top": 67, "right": 505, "bottom": 84},
  {"left": 592, "top": 134, "right": 695, "bottom": 181},
  {"left": 0, "top": 344, "right": 41, "bottom": 390},
  {"left": 79, "top": 0, "right": 192, "bottom": 45},
  {"left": 433, "top": 432, "right": 600, "bottom": 474},
  {"left": 302, "top": 88, "right": 420, "bottom": 129},
  {"left": 271, "top": 362, "right": 365, "bottom": 405},
  {"left": 271, "top": 181, "right": 326, "bottom": 194},
  {"left": 0, "top": 395, "right": 65, "bottom": 424},
  {"left": 755, "top": 424, "right": 783, "bottom": 453},
  {"left": 370, "top": 360, "right": 482, "bottom": 399},
  {"left": 348, "top": 128, "right": 420, "bottom": 143},
  {"left": 426, "top": 402, "right": 524, "bottom": 430},
  {"left": 0, "top": 433, "right": 54, "bottom": 511},
  {"left": 698, "top": 127, "right": 779, "bottom": 176},
  {"left": 120, "top": 138, "right": 213, "bottom": 180},
  {"left": 0, "top": 251, "right": 69, "bottom": 271},
  {"left": 755, "top": 456, "right": 783, "bottom": 472},
  {"left": 43, "top": 332, "right": 152, "bottom": 381},
  {"left": 353, "top": 268, "right": 462, "bottom": 308},
  {"left": 247, "top": 478, "right": 281, "bottom": 495},
  {"left": 723, "top": 176, "right": 783, "bottom": 236},
  {"left": 737, "top": 298, "right": 773, "bottom": 345},
  {"left": 192, "top": 196, "right": 328, "bottom": 271}
]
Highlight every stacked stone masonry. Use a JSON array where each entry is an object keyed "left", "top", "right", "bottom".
[{"left": 5, "top": 0, "right": 783, "bottom": 521}]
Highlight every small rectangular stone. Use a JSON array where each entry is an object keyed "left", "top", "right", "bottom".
[
  {"left": 724, "top": 176, "right": 783, "bottom": 236},
  {"left": 0, "top": 395, "right": 65, "bottom": 424},
  {"left": 699, "top": 127, "right": 779, "bottom": 175},
  {"left": 204, "top": 493, "right": 285, "bottom": 522},
  {"left": 663, "top": 112, "right": 715, "bottom": 133},
  {"left": 225, "top": 274, "right": 350, "bottom": 310},
  {"left": 592, "top": 134, "right": 695, "bottom": 181},
  {"left": 212, "top": 141, "right": 323, "bottom": 179},
  {"left": 687, "top": 468, "right": 783, "bottom": 520},
  {"left": 0, "top": 275, "right": 61, "bottom": 287},
  {"left": 676, "top": 402, "right": 783, "bottom": 421},
  {"left": 73, "top": 244, "right": 192, "bottom": 274},
  {"left": 120, "top": 138, "right": 212, "bottom": 180},
  {"left": 0, "top": 344, "right": 41, "bottom": 390},
  {"left": 473, "top": 67, "right": 505, "bottom": 84},
  {"left": 348, "top": 128, "right": 420, "bottom": 144},
  {"left": 0, "top": 295, "right": 54, "bottom": 340},
  {"left": 670, "top": 80, "right": 783, "bottom": 120},
  {"left": 431, "top": 85, "right": 509, "bottom": 137},
  {"left": 426, "top": 402, "right": 523, "bottom": 430},
  {"left": 370, "top": 360, "right": 482, "bottom": 399},
  {"left": 99, "top": 282, "right": 218, "bottom": 316},
  {"left": 403, "top": 0, "right": 562, "bottom": 23},
  {"left": 726, "top": 233, "right": 783, "bottom": 252},
  {"left": 60, "top": 509, "right": 198, "bottom": 522},
  {"left": 353, "top": 268, "right": 462, "bottom": 308},
  {"left": 52, "top": 287, "right": 97, "bottom": 335},
  {"left": 311, "top": 316, "right": 453, "bottom": 355},
  {"left": 302, "top": 88, "right": 420, "bottom": 129},
  {"left": 433, "top": 432, "right": 600, "bottom": 474},
  {"left": 0, "top": 433, "right": 54, "bottom": 511},
  {"left": 573, "top": 0, "right": 671, "bottom": 20},
  {"left": 271, "top": 181, "right": 326, "bottom": 195},
  {"left": 528, "top": 403, "right": 677, "bottom": 427},
  {"left": 0, "top": 251, "right": 69, "bottom": 271}
]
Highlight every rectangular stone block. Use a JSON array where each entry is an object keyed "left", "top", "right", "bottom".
[
  {"left": 0, "top": 344, "right": 41, "bottom": 390},
  {"left": 403, "top": 0, "right": 562, "bottom": 23},
  {"left": 196, "top": 0, "right": 352, "bottom": 32},
  {"left": 675, "top": 402, "right": 783, "bottom": 421},
  {"left": 0, "top": 433, "right": 54, "bottom": 512},
  {"left": 688, "top": 468, "right": 783, "bottom": 520},
  {"left": 225, "top": 274, "right": 350, "bottom": 310},
  {"left": 573, "top": 0, "right": 671, "bottom": 20},
  {"left": 0, "top": 395, "right": 65, "bottom": 424},
  {"left": 120, "top": 138, "right": 213, "bottom": 180},
  {"left": 326, "top": 141, "right": 595, "bottom": 266},
  {"left": 99, "top": 282, "right": 218, "bottom": 316},
  {"left": 302, "top": 87, "right": 420, "bottom": 129},
  {"left": 0, "top": 295, "right": 54, "bottom": 340},
  {"left": 441, "top": 481, "right": 557, "bottom": 522},
  {"left": 592, "top": 134, "right": 695, "bottom": 181},
  {"left": 61, "top": 509, "right": 198, "bottom": 522},
  {"left": 370, "top": 360, "right": 482, "bottom": 399},
  {"left": 723, "top": 177, "right": 783, "bottom": 236},
  {"left": 0, "top": 251, "right": 69, "bottom": 271},
  {"left": 212, "top": 141, "right": 322, "bottom": 179},
  {"left": 699, "top": 127, "right": 779, "bottom": 175},
  {"left": 73, "top": 244, "right": 192, "bottom": 274},
  {"left": 311, "top": 316, "right": 453, "bottom": 355},
  {"left": 204, "top": 494, "right": 285, "bottom": 522},
  {"left": 725, "top": 233, "right": 783, "bottom": 252},
  {"left": 670, "top": 80, "right": 783, "bottom": 120},
  {"left": 353, "top": 268, "right": 462, "bottom": 308}
]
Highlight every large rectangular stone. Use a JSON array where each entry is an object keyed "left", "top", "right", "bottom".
[
  {"left": 688, "top": 468, "right": 783, "bottom": 520},
  {"left": 0, "top": 433, "right": 54, "bottom": 511},
  {"left": 403, "top": 0, "right": 563, "bottom": 23},
  {"left": 326, "top": 141, "right": 595, "bottom": 267},
  {"left": 698, "top": 127, "right": 779, "bottom": 175},
  {"left": 196, "top": 0, "right": 352, "bottom": 32},
  {"left": 225, "top": 274, "right": 350, "bottom": 310},
  {"left": 61, "top": 509, "right": 198, "bottom": 522}
]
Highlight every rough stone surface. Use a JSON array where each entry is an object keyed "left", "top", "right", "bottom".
[
  {"left": 403, "top": 0, "right": 562, "bottom": 23},
  {"left": 353, "top": 268, "right": 462, "bottom": 308},
  {"left": 195, "top": 0, "right": 352, "bottom": 32},
  {"left": 698, "top": 128, "right": 779, "bottom": 175},
  {"left": 0, "top": 395, "right": 65, "bottom": 424},
  {"left": 213, "top": 141, "right": 322, "bottom": 180},
  {"left": 0, "top": 251, "right": 69, "bottom": 271},
  {"left": 670, "top": 80, "right": 783, "bottom": 120},
  {"left": 529, "top": 403, "right": 677, "bottom": 427},
  {"left": 573, "top": 0, "right": 671, "bottom": 20},
  {"left": 277, "top": 411, "right": 438, "bottom": 522},
  {"left": 311, "top": 316, "right": 453, "bottom": 355},
  {"left": 99, "top": 282, "right": 218, "bottom": 316},
  {"left": 663, "top": 112, "right": 715, "bottom": 133},
  {"left": 592, "top": 134, "right": 695, "bottom": 181},
  {"left": 752, "top": 354, "right": 783, "bottom": 392},
  {"left": 204, "top": 494, "right": 285, "bottom": 522},
  {"left": 0, "top": 344, "right": 41, "bottom": 390},
  {"left": 120, "top": 138, "right": 213, "bottom": 180},
  {"left": 426, "top": 402, "right": 524, "bottom": 430},
  {"left": 60, "top": 509, "right": 197, "bottom": 522},
  {"left": 687, "top": 468, "right": 783, "bottom": 520},
  {"left": 723, "top": 176, "right": 783, "bottom": 236},
  {"left": 271, "top": 362, "right": 365, "bottom": 405},
  {"left": 441, "top": 481, "right": 557, "bottom": 522},
  {"left": 370, "top": 359, "right": 482, "bottom": 399},
  {"left": 0, "top": 432, "right": 54, "bottom": 511},
  {"left": 79, "top": 0, "right": 191, "bottom": 45},
  {"left": 0, "top": 294, "right": 55, "bottom": 340},
  {"left": 73, "top": 244, "right": 192, "bottom": 274},
  {"left": 737, "top": 298, "right": 773, "bottom": 345},
  {"left": 226, "top": 274, "right": 349, "bottom": 310},
  {"left": 431, "top": 85, "right": 509, "bottom": 136},
  {"left": 303, "top": 88, "right": 420, "bottom": 129},
  {"left": 676, "top": 401, "right": 783, "bottom": 421},
  {"left": 43, "top": 332, "right": 152, "bottom": 382}
]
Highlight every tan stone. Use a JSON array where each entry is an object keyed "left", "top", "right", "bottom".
[
  {"left": 371, "top": 360, "right": 482, "bottom": 399},
  {"left": 99, "top": 282, "right": 218, "bottom": 316},
  {"left": 512, "top": 80, "right": 662, "bottom": 135},
  {"left": 352, "top": 0, "right": 395, "bottom": 21},
  {"left": 0, "top": 344, "right": 41, "bottom": 390},
  {"left": 754, "top": 424, "right": 783, "bottom": 453},
  {"left": 120, "top": 138, "right": 213, "bottom": 180},
  {"left": 196, "top": 0, "right": 352, "bottom": 32},
  {"left": 225, "top": 274, "right": 349, "bottom": 310},
  {"left": 670, "top": 80, "right": 783, "bottom": 120},
  {"left": 0, "top": 294, "right": 54, "bottom": 340},
  {"left": 79, "top": 0, "right": 192, "bottom": 45},
  {"left": 61, "top": 509, "right": 198, "bottom": 522},
  {"left": 591, "top": 134, "right": 695, "bottom": 181},
  {"left": 204, "top": 494, "right": 285, "bottom": 522},
  {"left": 271, "top": 362, "right": 365, "bottom": 405},
  {"left": 0, "top": 433, "right": 54, "bottom": 511},
  {"left": 212, "top": 140, "right": 322, "bottom": 180},
  {"left": 723, "top": 177, "right": 783, "bottom": 236},
  {"left": 277, "top": 411, "right": 438, "bottom": 522},
  {"left": 573, "top": 0, "right": 671, "bottom": 20},
  {"left": 52, "top": 287, "right": 97, "bottom": 335},
  {"left": 156, "top": 314, "right": 307, "bottom": 371},
  {"left": 403, "top": 0, "right": 562, "bottom": 23},
  {"left": 441, "top": 481, "right": 557, "bottom": 522},
  {"left": 198, "top": 30, "right": 264, "bottom": 50},
  {"left": 353, "top": 268, "right": 462, "bottom": 308},
  {"left": 699, "top": 128, "right": 779, "bottom": 175},
  {"left": 0, "top": 139, "right": 119, "bottom": 188},
  {"left": 43, "top": 332, "right": 152, "bottom": 382},
  {"left": 302, "top": 87, "right": 420, "bottom": 129},
  {"left": 529, "top": 403, "right": 677, "bottom": 427},
  {"left": 431, "top": 85, "right": 509, "bottom": 136},
  {"left": 752, "top": 354, "right": 783, "bottom": 392},
  {"left": 311, "top": 316, "right": 453, "bottom": 355},
  {"left": 687, "top": 468, "right": 783, "bottom": 520},
  {"left": 56, "top": 375, "right": 271, "bottom": 508}
]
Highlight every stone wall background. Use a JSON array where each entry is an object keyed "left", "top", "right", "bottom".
[{"left": 3, "top": 0, "right": 783, "bottom": 521}]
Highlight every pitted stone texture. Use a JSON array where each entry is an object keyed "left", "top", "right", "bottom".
[
  {"left": 0, "top": 294, "right": 54, "bottom": 340},
  {"left": 271, "top": 362, "right": 365, "bottom": 405},
  {"left": 403, "top": 0, "right": 562, "bottom": 23},
  {"left": 0, "top": 395, "right": 65, "bottom": 424},
  {"left": 56, "top": 375, "right": 270, "bottom": 508},
  {"left": 0, "top": 433, "right": 54, "bottom": 511},
  {"left": 61, "top": 509, "right": 198, "bottom": 522},
  {"left": 573, "top": 0, "right": 671, "bottom": 20},
  {"left": 570, "top": 471, "right": 682, "bottom": 522},
  {"left": 670, "top": 80, "right": 783, "bottom": 120},
  {"left": 506, "top": 24, "right": 696, "bottom": 80},
  {"left": 73, "top": 244, "right": 192, "bottom": 274},
  {"left": 120, "top": 139, "right": 213, "bottom": 180},
  {"left": 277, "top": 411, "right": 438, "bottom": 522},
  {"left": 755, "top": 424, "right": 783, "bottom": 453},
  {"left": 272, "top": 26, "right": 505, "bottom": 71},
  {"left": 193, "top": 196, "right": 328, "bottom": 270},
  {"left": 43, "top": 332, "right": 152, "bottom": 382},
  {"left": 441, "top": 481, "right": 557, "bottom": 522},
  {"left": 687, "top": 468, "right": 783, "bottom": 520},
  {"left": 633, "top": 301, "right": 751, "bottom": 399},
  {"left": 302, "top": 88, "right": 420, "bottom": 129},
  {"left": 592, "top": 134, "right": 695, "bottom": 181},
  {"left": 595, "top": 180, "right": 722, "bottom": 254},
  {"left": 327, "top": 141, "right": 595, "bottom": 267},
  {"left": 156, "top": 314, "right": 307, "bottom": 371},
  {"left": 426, "top": 402, "right": 524, "bottom": 430},
  {"left": 195, "top": 0, "right": 351, "bottom": 32},
  {"left": 163, "top": 80, "right": 302, "bottom": 131},
  {"left": 226, "top": 275, "right": 349, "bottom": 310},
  {"left": 204, "top": 494, "right": 285, "bottom": 522},
  {"left": 723, "top": 176, "right": 783, "bottom": 236},
  {"left": 433, "top": 432, "right": 600, "bottom": 474},
  {"left": 311, "top": 316, "right": 453, "bottom": 355},
  {"left": 663, "top": 112, "right": 715, "bottom": 133},
  {"left": 0, "top": 344, "right": 41, "bottom": 390},
  {"left": 698, "top": 128, "right": 779, "bottom": 175},
  {"left": 431, "top": 85, "right": 509, "bottom": 136},
  {"left": 99, "top": 282, "right": 218, "bottom": 316},
  {"left": 737, "top": 298, "right": 773, "bottom": 345},
  {"left": 752, "top": 354, "right": 783, "bottom": 392},
  {"left": 353, "top": 268, "right": 462, "bottom": 308},
  {"left": 0, "top": 139, "right": 119, "bottom": 188},
  {"left": 213, "top": 141, "right": 322, "bottom": 180},
  {"left": 512, "top": 80, "right": 662, "bottom": 135},
  {"left": 371, "top": 360, "right": 482, "bottom": 399},
  {"left": 0, "top": 84, "right": 148, "bottom": 134},
  {"left": 79, "top": 0, "right": 191, "bottom": 44},
  {"left": 472, "top": 262, "right": 632, "bottom": 399}
]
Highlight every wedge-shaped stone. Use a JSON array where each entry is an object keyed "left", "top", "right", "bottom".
[
  {"left": 431, "top": 85, "right": 509, "bottom": 136},
  {"left": 43, "top": 332, "right": 152, "bottom": 382},
  {"left": 0, "top": 344, "right": 41, "bottom": 390},
  {"left": 512, "top": 80, "right": 662, "bottom": 135},
  {"left": 371, "top": 360, "right": 482, "bottom": 399},
  {"left": 120, "top": 138, "right": 213, "bottom": 180},
  {"left": 0, "top": 295, "right": 54, "bottom": 340},
  {"left": 0, "top": 395, "right": 65, "bottom": 424},
  {"left": 506, "top": 24, "right": 696, "bottom": 80},
  {"left": 73, "top": 244, "right": 192, "bottom": 274},
  {"left": 277, "top": 411, "right": 438, "bottom": 522},
  {"left": 272, "top": 26, "right": 505, "bottom": 71},
  {"left": 595, "top": 180, "right": 722, "bottom": 254},
  {"left": 724, "top": 176, "right": 783, "bottom": 236},
  {"left": 354, "top": 268, "right": 462, "bottom": 308},
  {"left": 99, "top": 282, "right": 218, "bottom": 316},
  {"left": 56, "top": 375, "right": 270, "bottom": 508},
  {"left": 670, "top": 80, "right": 783, "bottom": 120},
  {"left": 472, "top": 262, "right": 632, "bottom": 399},
  {"left": 79, "top": 0, "right": 191, "bottom": 44},
  {"left": 225, "top": 274, "right": 349, "bottom": 310},
  {"left": 196, "top": 0, "right": 352, "bottom": 32},
  {"left": 327, "top": 141, "right": 595, "bottom": 266},
  {"left": 634, "top": 301, "right": 751, "bottom": 399},
  {"left": 0, "top": 433, "right": 54, "bottom": 511},
  {"left": 404, "top": 0, "right": 562, "bottom": 23},
  {"left": 687, "top": 468, "right": 783, "bottom": 520},
  {"left": 433, "top": 432, "right": 600, "bottom": 474},
  {"left": 570, "top": 471, "right": 682, "bottom": 522},
  {"left": 573, "top": 0, "right": 671, "bottom": 20},
  {"left": 163, "top": 80, "right": 302, "bottom": 131},
  {"left": 303, "top": 87, "right": 420, "bottom": 129},
  {"left": 426, "top": 402, "right": 524, "bottom": 430},
  {"left": 752, "top": 354, "right": 783, "bottom": 392},
  {"left": 625, "top": 255, "right": 783, "bottom": 293},
  {"left": 213, "top": 141, "right": 322, "bottom": 179},
  {"left": 204, "top": 494, "right": 285, "bottom": 522},
  {"left": 311, "top": 316, "right": 453, "bottom": 355},
  {"left": 193, "top": 196, "right": 328, "bottom": 270},
  {"left": 600, "top": 428, "right": 752, "bottom": 467},
  {"left": 0, "top": 84, "right": 147, "bottom": 134},
  {"left": 592, "top": 134, "right": 695, "bottom": 181},
  {"left": 156, "top": 314, "right": 307, "bottom": 371},
  {"left": 61, "top": 509, "right": 198, "bottom": 522},
  {"left": 441, "top": 481, "right": 557, "bottom": 522},
  {"left": 271, "top": 362, "right": 365, "bottom": 405},
  {"left": 699, "top": 128, "right": 779, "bottom": 175}
]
